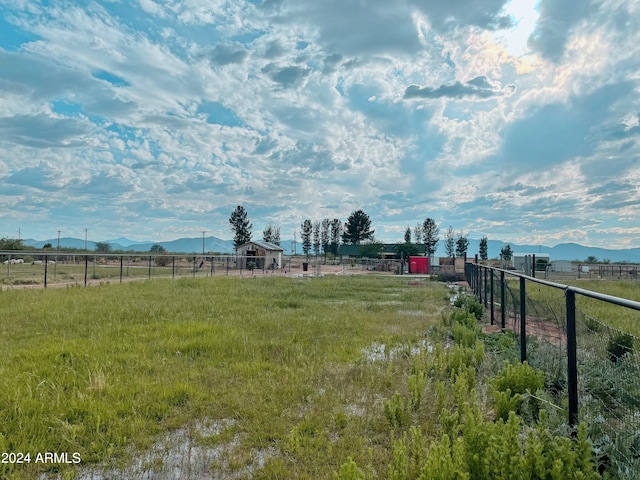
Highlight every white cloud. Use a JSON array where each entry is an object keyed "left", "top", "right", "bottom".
[{"left": 0, "top": 0, "right": 638, "bottom": 250}]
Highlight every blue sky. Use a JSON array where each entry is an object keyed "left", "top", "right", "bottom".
[{"left": 0, "top": 0, "right": 639, "bottom": 248}]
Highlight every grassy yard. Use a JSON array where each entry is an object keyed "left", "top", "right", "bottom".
[
  {"left": 0, "top": 275, "right": 449, "bottom": 479},
  {"left": 519, "top": 279, "right": 640, "bottom": 336}
]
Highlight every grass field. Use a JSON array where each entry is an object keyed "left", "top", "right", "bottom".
[
  {"left": 517, "top": 279, "right": 640, "bottom": 336},
  {"left": 0, "top": 275, "right": 449, "bottom": 479}
]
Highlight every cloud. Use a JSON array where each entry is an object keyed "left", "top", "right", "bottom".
[
  {"left": 527, "top": 0, "right": 595, "bottom": 62},
  {"left": 412, "top": 0, "right": 513, "bottom": 32},
  {"left": 0, "top": 0, "right": 639, "bottom": 250},
  {"left": 261, "top": 63, "right": 311, "bottom": 87},
  {"left": 404, "top": 76, "right": 512, "bottom": 100},
  {"left": 0, "top": 114, "right": 93, "bottom": 148},
  {"left": 205, "top": 42, "right": 248, "bottom": 65}
]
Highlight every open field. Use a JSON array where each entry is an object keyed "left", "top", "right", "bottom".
[
  {"left": 0, "top": 255, "right": 377, "bottom": 289},
  {"left": 513, "top": 279, "right": 640, "bottom": 336},
  {"left": 0, "top": 275, "right": 449, "bottom": 479}
]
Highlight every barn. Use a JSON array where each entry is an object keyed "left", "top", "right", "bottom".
[{"left": 236, "top": 240, "right": 284, "bottom": 270}]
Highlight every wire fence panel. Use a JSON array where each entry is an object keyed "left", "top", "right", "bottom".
[
  {"left": 0, "top": 251, "right": 295, "bottom": 288},
  {"left": 468, "top": 263, "right": 640, "bottom": 478}
]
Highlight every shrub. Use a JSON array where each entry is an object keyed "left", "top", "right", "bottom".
[
  {"left": 155, "top": 253, "right": 172, "bottom": 267},
  {"left": 453, "top": 295, "right": 484, "bottom": 321},
  {"left": 492, "top": 361, "right": 545, "bottom": 421},
  {"left": 607, "top": 332, "right": 634, "bottom": 363}
]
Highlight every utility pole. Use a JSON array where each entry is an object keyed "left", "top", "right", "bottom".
[
  {"left": 57, "top": 230, "right": 62, "bottom": 249},
  {"left": 85, "top": 228, "right": 88, "bottom": 251},
  {"left": 17, "top": 228, "right": 21, "bottom": 240},
  {"left": 292, "top": 229, "right": 297, "bottom": 255},
  {"left": 201, "top": 230, "right": 207, "bottom": 255}
]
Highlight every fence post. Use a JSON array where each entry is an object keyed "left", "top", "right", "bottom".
[
  {"left": 490, "top": 270, "right": 495, "bottom": 325},
  {"left": 84, "top": 255, "right": 88, "bottom": 287},
  {"left": 120, "top": 256, "right": 123, "bottom": 283},
  {"left": 520, "top": 276, "right": 527, "bottom": 363},
  {"left": 500, "top": 270, "right": 506, "bottom": 331},
  {"left": 193, "top": 256, "right": 197, "bottom": 278},
  {"left": 172, "top": 256, "right": 175, "bottom": 280},
  {"left": 532, "top": 254, "right": 536, "bottom": 278},
  {"left": 148, "top": 256, "right": 152, "bottom": 279},
  {"left": 44, "top": 255, "right": 48, "bottom": 288},
  {"left": 483, "top": 267, "right": 488, "bottom": 307},
  {"left": 566, "top": 288, "right": 579, "bottom": 429}
]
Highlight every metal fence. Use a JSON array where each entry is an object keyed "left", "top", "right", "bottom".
[
  {"left": 466, "top": 262, "right": 640, "bottom": 478},
  {"left": 0, "top": 251, "right": 290, "bottom": 288}
]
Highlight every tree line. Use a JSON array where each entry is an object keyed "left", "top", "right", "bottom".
[{"left": 227, "top": 206, "right": 515, "bottom": 262}]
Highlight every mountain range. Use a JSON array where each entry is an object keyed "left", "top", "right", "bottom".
[{"left": 20, "top": 236, "right": 640, "bottom": 263}]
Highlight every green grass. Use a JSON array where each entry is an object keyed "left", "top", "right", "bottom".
[
  {"left": 519, "top": 279, "right": 640, "bottom": 336},
  {"left": 0, "top": 276, "right": 448, "bottom": 479},
  {"left": 0, "top": 261, "right": 212, "bottom": 286}
]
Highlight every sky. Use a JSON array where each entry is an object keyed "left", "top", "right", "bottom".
[{"left": 0, "top": 0, "right": 639, "bottom": 248}]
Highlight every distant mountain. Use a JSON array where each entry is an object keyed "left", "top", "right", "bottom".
[
  {"left": 23, "top": 237, "right": 95, "bottom": 250},
  {"left": 19, "top": 237, "right": 640, "bottom": 262},
  {"left": 106, "top": 237, "right": 138, "bottom": 247},
  {"left": 437, "top": 239, "right": 640, "bottom": 263}
]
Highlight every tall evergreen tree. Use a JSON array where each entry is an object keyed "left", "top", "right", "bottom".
[
  {"left": 342, "top": 209, "right": 374, "bottom": 245},
  {"left": 321, "top": 218, "right": 331, "bottom": 260},
  {"left": 263, "top": 224, "right": 273, "bottom": 243},
  {"left": 263, "top": 223, "right": 281, "bottom": 245},
  {"left": 271, "top": 225, "right": 281, "bottom": 246},
  {"left": 313, "top": 221, "right": 321, "bottom": 258},
  {"left": 413, "top": 224, "right": 423, "bottom": 245},
  {"left": 455, "top": 230, "right": 469, "bottom": 259},
  {"left": 229, "top": 205, "right": 252, "bottom": 249},
  {"left": 404, "top": 226, "right": 412, "bottom": 244},
  {"left": 500, "top": 244, "right": 513, "bottom": 267},
  {"left": 300, "top": 219, "right": 313, "bottom": 259},
  {"left": 422, "top": 218, "right": 439, "bottom": 260},
  {"left": 329, "top": 219, "right": 342, "bottom": 256},
  {"left": 444, "top": 226, "right": 455, "bottom": 258},
  {"left": 479, "top": 236, "right": 488, "bottom": 261}
]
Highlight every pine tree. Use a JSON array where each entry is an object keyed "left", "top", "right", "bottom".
[
  {"left": 404, "top": 226, "right": 412, "bottom": 244},
  {"left": 313, "top": 221, "right": 321, "bottom": 258},
  {"left": 330, "top": 219, "right": 342, "bottom": 256},
  {"left": 455, "top": 231, "right": 469, "bottom": 259},
  {"left": 422, "top": 218, "right": 439, "bottom": 260},
  {"left": 229, "top": 205, "right": 252, "bottom": 249},
  {"left": 445, "top": 227, "right": 455, "bottom": 258},
  {"left": 263, "top": 223, "right": 281, "bottom": 245},
  {"left": 479, "top": 236, "right": 488, "bottom": 261},
  {"left": 300, "top": 219, "right": 313, "bottom": 259},
  {"left": 342, "top": 210, "right": 374, "bottom": 245},
  {"left": 321, "top": 218, "right": 331, "bottom": 260}
]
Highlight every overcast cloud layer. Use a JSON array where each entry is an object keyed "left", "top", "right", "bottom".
[{"left": 0, "top": 0, "right": 638, "bottom": 248}]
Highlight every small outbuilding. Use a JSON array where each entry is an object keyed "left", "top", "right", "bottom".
[
  {"left": 408, "top": 256, "right": 429, "bottom": 274},
  {"left": 236, "top": 240, "right": 284, "bottom": 270}
]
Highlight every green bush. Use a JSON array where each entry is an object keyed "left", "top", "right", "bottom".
[
  {"left": 453, "top": 295, "right": 483, "bottom": 321},
  {"left": 491, "top": 361, "right": 545, "bottom": 421},
  {"left": 607, "top": 332, "right": 634, "bottom": 363}
]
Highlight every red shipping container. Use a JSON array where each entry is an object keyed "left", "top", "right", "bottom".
[{"left": 409, "top": 256, "right": 429, "bottom": 274}]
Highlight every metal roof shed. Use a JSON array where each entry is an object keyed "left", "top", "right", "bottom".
[{"left": 236, "top": 240, "right": 285, "bottom": 270}]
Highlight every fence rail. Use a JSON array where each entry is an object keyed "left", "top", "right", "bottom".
[
  {"left": 0, "top": 251, "right": 289, "bottom": 288},
  {"left": 0, "top": 251, "right": 404, "bottom": 288},
  {"left": 466, "top": 262, "right": 640, "bottom": 477}
]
